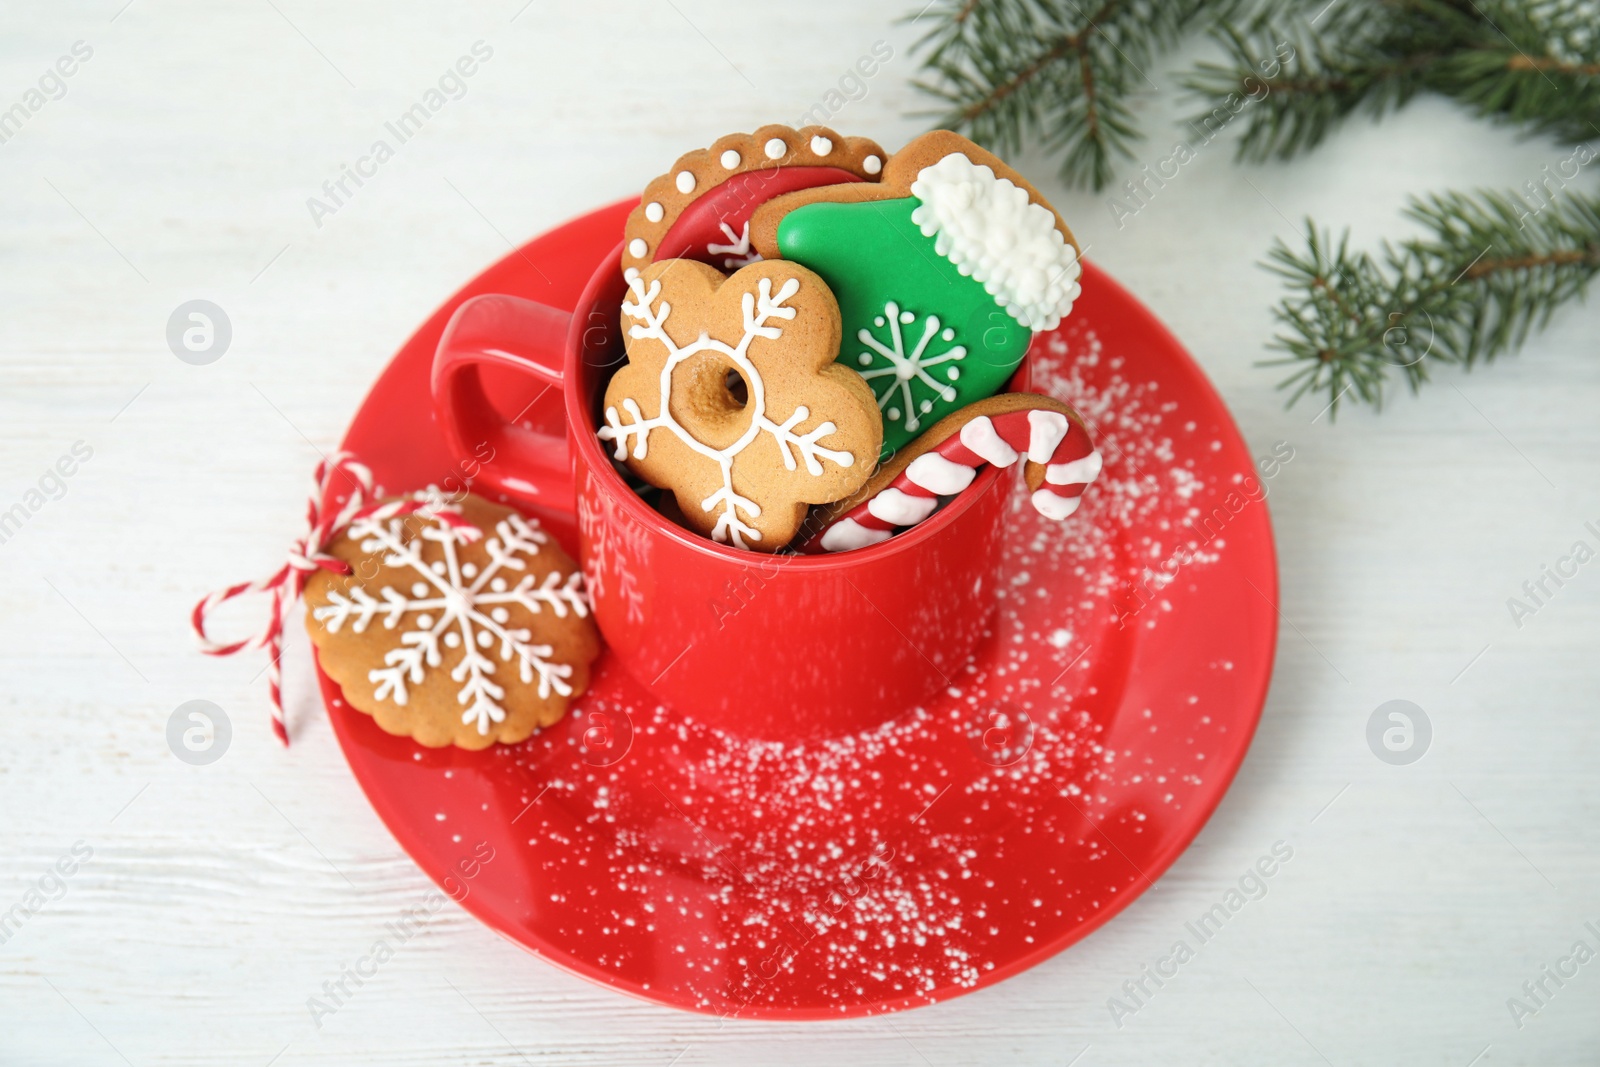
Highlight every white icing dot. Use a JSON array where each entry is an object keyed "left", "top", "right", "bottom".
[
  {"left": 858, "top": 353, "right": 872, "bottom": 366},
  {"left": 628, "top": 238, "right": 648, "bottom": 258},
  {"left": 623, "top": 267, "right": 640, "bottom": 283},
  {"left": 948, "top": 367, "right": 961, "bottom": 380},
  {"left": 461, "top": 563, "right": 478, "bottom": 578},
  {"left": 874, "top": 316, "right": 885, "bottom": 327},
  {"left": 675, "top": 170, "right": 695, "bottom": 194},
  {"left": 863, "top": 154, "right": 882, "bottom": 174},
  {"left": 644, "top": 201, "right": 664, "bottom": 223},
  {"left": 720, "top": 149, "right": 741, "bottom": 169},
  {"left": 477, "top": 630, "right": 492, "bottom": 648},
  {"left": 899, "top": 310, "right": 914, "bottom": 324},
  {"left": 491, "top": 578, "right": 508, "bottom": 592},
  {"left": 764, "top": 138, "right": 786, "bottom": 159},
  {"left": 888, "top": 407, "right": 901, "bottom": 420},
  {"left": 491, "top": 607, "right": 510, "bottom": 623},
  {"left": 942, "top": 328, "right": 955, "bottom": 341},
  {"left": 412, "top": 582, "right": 428, "bottom": 597},
  {"left": 920, "top": 400, "right": 933, "bottom": 413},
  {"left": 431, "top": 561, "right": 446, "bottom": 575},
  {"left": 810, "top": 135, "right": 833, "bottom": 156},
  {"left": 416, "top": 614, "right": 433, "bottom": 628},
  {"left": 444, "top": 632, "right": 461, "bottom": 648}
]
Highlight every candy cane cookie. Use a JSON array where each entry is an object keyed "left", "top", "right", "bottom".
[{"left": 799, "top": 393, "right": 1102, "bottom": 554}]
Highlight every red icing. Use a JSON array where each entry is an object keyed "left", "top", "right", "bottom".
[{"left": 657, "top": 166, "right": 865, "bottom": 269}]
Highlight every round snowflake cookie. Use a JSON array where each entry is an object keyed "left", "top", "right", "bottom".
[
  {"left": 621, "top": 124, "right": 887, "bottom": 277},
  {"left": 303, "top": 493, "right": 600, "bottom": 750}
]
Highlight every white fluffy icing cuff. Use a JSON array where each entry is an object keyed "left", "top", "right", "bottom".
[{"left": 909, "top": 153, "right": 1082, "bottom": 332}]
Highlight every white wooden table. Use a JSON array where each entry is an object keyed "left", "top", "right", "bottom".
[{"left": 3, "top": 3, "right": 1597, "bottom": 1063}]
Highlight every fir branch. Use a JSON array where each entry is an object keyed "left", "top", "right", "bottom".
[
  {"left": 909, "top": 0, "right": 1245, "bottom": 189},
  {"left": 1190, "top": 0, "right": 1600, "bottom": 163},
  {"left": 908, "top": 0, "right": 1600, "bottom": 418},
  {"left": 1263, "top": 189, "right": 1600, "bottom": 415}
]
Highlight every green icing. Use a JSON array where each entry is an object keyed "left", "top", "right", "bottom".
[{"left": 776, "top": 196, "right": 1029, "bottom": 457}]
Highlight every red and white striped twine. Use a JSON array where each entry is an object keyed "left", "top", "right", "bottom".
[
  {"left": 807, "top": 408, "right": 1103, "bottom": 554},
  {"left": 191, "top": 452, "right": 477, "bottom": 745}
]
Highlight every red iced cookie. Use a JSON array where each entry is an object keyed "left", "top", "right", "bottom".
[{"left": 621, "top": 125, "right": 885, "bottom": 277}]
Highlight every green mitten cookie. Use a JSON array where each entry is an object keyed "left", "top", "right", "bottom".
[{"left": 776, "top": 151, "right": 1082, "bottom": 457}]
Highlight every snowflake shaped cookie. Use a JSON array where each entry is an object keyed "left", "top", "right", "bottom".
[
  {"left": 598, "top": 259, "right": 882, "bottom": 551},
  {"left": 303, "top": 493, "right": 600, "bottom": 749}
]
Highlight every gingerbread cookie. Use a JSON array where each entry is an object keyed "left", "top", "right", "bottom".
[
  {"left": 798, "top": 393, "right": 1102, "bottom": 554},
  {"left": 622, "top": 125, "right": 886, "bottom": 277},
  {"left": 748, "top": 131, "right": 1084, "bottom": 456},
  {"left": 304, "top": 493, "right": 599, "bottom": 749},
  {"left": 598, "top": 258, "right": 882, "bottom": 551}
]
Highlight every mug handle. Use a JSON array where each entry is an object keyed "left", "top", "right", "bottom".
[{"left": 432, "top": 293, "right": 574, "bottom": 506}]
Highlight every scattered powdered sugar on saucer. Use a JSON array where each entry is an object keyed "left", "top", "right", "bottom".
[
  {"left": 473, "top": 324, "right": 1248, "bottom": 1014},
  {"left": 1028, "top": 323, "right": 1225, "bottom": 616}
]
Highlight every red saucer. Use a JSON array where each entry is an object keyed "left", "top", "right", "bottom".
[{"left": 317, "top": 200, "right": 1278, "bottom": 1019}]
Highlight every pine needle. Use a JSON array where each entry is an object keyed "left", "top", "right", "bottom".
[{"left": 1264, "top": 189, "right": 1600, "bottom": 416}]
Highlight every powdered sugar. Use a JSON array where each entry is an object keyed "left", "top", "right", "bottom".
[{"left": 422, "top": 323, "right": 1259, "bottom": 1016}]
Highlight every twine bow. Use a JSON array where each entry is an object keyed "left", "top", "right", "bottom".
[{"left": 191, "top": 452, "right": 477, "bottom": 745}]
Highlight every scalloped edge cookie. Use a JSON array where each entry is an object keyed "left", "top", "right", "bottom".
[{"left": 622, "top": 124, "right": 887, "bottom": 277}]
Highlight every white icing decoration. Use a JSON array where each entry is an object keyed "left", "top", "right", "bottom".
[
  {"left": 909, "top": 152, "right": 1082, "bottom": 331},
  {"left": 1047, "top": 450, "right": 1103, "bottom": 485},
  {"left": 623, "top": 266, "right": 641, "bottom": 284},
  {"left": 1026, "top": 409, "right": 1069, "bottom": 463},
  {"left": 707, "top": 220, "right": 762, "bottom": 270},
  {"left": 720, "top": 149, "right": 741, "bottom": 169},
  {"left": 628, "top": 238, "right": 648, "bottom": 259},
  {"left": 820, "top": 517, "right": 892, "bottom": 552},
  {"left": 863, "top": 154, "right": 882, "bottom": 175},
  {"left": 810, "top": 135, "right": 833, "bottom": 156},
  {"left": 1031, "top": 488, "right": 1082, "bottom": 520},
  {"left": 958, "top": 416, "right": 1017, "bottom": 467},
  {"left": 855, "top": 301, "right": 963, "bottom": 435},
  {"left": 598, "top": 274, "right": 855, "bottom": 549},
  {"left": 764, "top": 138, "right": 786, "bottom": 160},
  {"left": 675, "top": 170, "right": 696, "bottom": 194},
  {"left": 906, "top": 452, "right": 976, "bottom": 495},
  {"left": 310, "top": 505, "right": 588, "bottom": 735},
  {"left": 644, "top": 202, "right": 664, "bottom": 223},
  {"left": 867, "top": 487, "right": 939, "bottom": 526}
]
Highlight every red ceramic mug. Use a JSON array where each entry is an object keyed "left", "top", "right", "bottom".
[{"left": 432, "top": 245, "right": 1031, "bottom": 740}]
